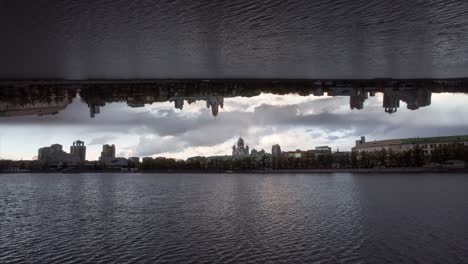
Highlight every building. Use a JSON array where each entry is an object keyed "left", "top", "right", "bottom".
[
  {"left": 232, "top": 137, "right": 249, "bottom": 156},
  {"left": 0, "top": 89, "right": 72, "bottom": 117},
  {"left": 38, "top": 144, "right": 80, "bottom": 166},
  {"left": 98, "top": 144, "right": 130, "bottom": 168},
  {"left": 271, "top": 144, "right": 282, "bottom": 157},
  {"left": 400, "top": 135, "right": 468, "bottom": 155},
  {"left": 283, "top": 150, "right": 305, "bottom": 158},
  {"left": 350, "top": 88, "right": 368, "bottom": 110},
  {"left": 70, "top": 140, "right": 86, "bottom": 162},
  {"left": 250, "top": 149, "right": 266, "bottom": 156},
  {"left": 352, "top": 136, "right": 407, "bottom": 153},
  {"left": 206, "top": 97, "right": 224, "bottom": 117},
  {"left": 382, "top": 88, "right": 432, "bottom": 114},
  {"left": 169, "top": 96, "right": 224, "bottom": 117},
  {"left": 100, "top": 144, "right": 116, "bottom": 160},
  {"left": 173, "top": 99, "right": 184, "bottom": 110},
  {"left": 129, "top": 157, "right": 140, "bottom": 164},
  {"left": 315, "top": 146, "right": 332, "bottom": 153},
  {"left": 89, "top": 104, "right": 100, "bottom": 118},
  {"left": 142, "top": 157, "right": 153, "bottom": 164},
  {"left": 303, "top": 146, "right": 332, "bottom": 158},
  {"left": 0, "top": 101, "right": 70, "bottom": 117},
  {"left": 38, "top": 144, "right": 63, "bottom": 161},
  {"left": 355, "top": 136, "right": 366, "bottom": 147},
  {"left": 352, "top": 135, "right": 468, "bottom": 155},
  {"left": 101, "top": 157, "right": 129, "bottom": 169},
  {"left": 383, "top": 88, "right": 400, "bottom": 114}
]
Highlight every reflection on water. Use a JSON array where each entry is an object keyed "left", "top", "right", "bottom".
[{"left": 1, "top": 79, "right": 467, "bottom": 118}]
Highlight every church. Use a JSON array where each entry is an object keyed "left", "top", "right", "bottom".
[{"left": 232, "top": 137, "right": 249, "bottom": 156}]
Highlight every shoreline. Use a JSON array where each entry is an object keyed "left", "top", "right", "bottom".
[
  {"left": 1, "top": 78, "right": 468, "bottom": 86},
  {"left": 2, "top": 168, "right": 467, "bottom": 174}
]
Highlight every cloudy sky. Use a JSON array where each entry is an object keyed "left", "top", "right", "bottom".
[{"left": 1, "top": 92, "right": 468, "bottom": 161}]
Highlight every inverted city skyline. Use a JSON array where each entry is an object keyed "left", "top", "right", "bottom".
[{"left": 1, "top": 81, "right": 467, "bottom": 161}]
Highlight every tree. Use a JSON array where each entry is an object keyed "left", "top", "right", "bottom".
[
  {"left": 412, "top": 145, "right": 425, "bottom": 167},
  {"left": 351, "top": 152, "right": 359, "bottom": 168}
]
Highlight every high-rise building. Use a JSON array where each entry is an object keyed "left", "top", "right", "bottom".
[
  {"left": 100, "top": 144, "right": 116, "bottom": 160},
  {"left": 355, "top": 136, "right": 366, "bottom": 146},
  {"left": 173, "top": 99, "right": 184, "bottom": 110},
  {"left": 38, "top": 144, "right": 80, "bottom": 165},
  {"left": 38, "top": 144, "right": 66, "bottom": 161},
  {"left": 405, "top": 88, "right": 431, "bottom": 110},
  {"left": 350, "top": 88, "right": 368, "bottom": 110},
  {"left": 89, "top": 104, "right": 100, "bottom": 118},
  {"left": 383, "top": 88, "right": 400, "bottom": 114},
  {"left": 70, "top": 140, "right": 86, "bottom": 163},
  {"left": 272, "top": 144, "right": 282, "bottom": 157}
]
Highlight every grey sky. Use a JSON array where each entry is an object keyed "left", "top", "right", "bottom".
[{"left": 1, "top": 93, "right": 467, "bottom": 160}]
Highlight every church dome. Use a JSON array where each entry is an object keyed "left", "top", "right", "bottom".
[{"left": 237, "top": 137, "right": 244, "bottom": 147}]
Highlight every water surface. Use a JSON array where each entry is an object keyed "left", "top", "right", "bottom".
[
  {"left": 1, "top": 0, "right": 468, "bottom": 79},
  {"left": 1, "top": 173, "right": 467, "bottom": 263}
]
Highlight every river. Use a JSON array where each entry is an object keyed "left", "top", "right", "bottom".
[
  {"left": 1, "top": 0, "right": 468, "bottom": 79},
  {"left": 1, "top": 173, "right": 467, "bottom": 263}
]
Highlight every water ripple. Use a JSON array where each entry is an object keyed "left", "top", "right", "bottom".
[
  {"left": 1, "top": 0, "right": 468, "bottom": 78},
  {"left": 0, "top": 173, "right": 467, "bottom": 263}
]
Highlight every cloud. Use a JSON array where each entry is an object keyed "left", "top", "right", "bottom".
[
  {"left": 2, "top": 93, "right": 468, "bottom": 159},
  {"left": 89, "top": 136, "right": 117, "bottom": 145}
]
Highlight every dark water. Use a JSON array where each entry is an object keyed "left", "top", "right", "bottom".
[
  {"left": 1, "top": 0, "right": 468, "bottom": 79},
  {"left": 1, "top": 173, "right": 467, "bottom": 263}
]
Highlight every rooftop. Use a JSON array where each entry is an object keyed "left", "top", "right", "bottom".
[
  {"left": 402, "top": 135, "right": 468, "bottom": 144},
  {"left": 354, "top": 135, "right": 468, "bottom": 149},
  {"left": 354, "top": 139, "right": 401, "bottom": 148}
]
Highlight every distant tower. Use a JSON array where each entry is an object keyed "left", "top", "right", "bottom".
[
  {"left": 237, "top": 138, "right": 244, "bottom": 149},
  {"left": 383, "top": 88, "right": 399, "bottom": 114},
  {"left": 350, "top": 88, "right": 368, "bottom": 110},
  {"left": 70, "top": 140, "right": 86, "bottom": 163},
  {"left": 89, "top": 104, "right": 100, "bottom": 118},
  {"left": 406, "top": 88, "right": 432, "bottom": 110},
  {"left": 211, "top": 104, "right": 219, "bottom": 117},
  {"left": 174, "top": 99, "right": 184, "bottom": 110},
  {"left": 355, "top": 136, "right": 366, "bottom": 147},
  {"left": 38, "top": 144, "right": 65, "bottom": 161},
  {"left": 100, "top": 144, "right": 116, "bottom": 160},
  {"left": 272, "top": 144, "right": 282, "bottom": 157}
]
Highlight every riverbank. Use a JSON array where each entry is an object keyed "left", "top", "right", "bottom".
[
  {"left": 1, "top": 78, "right": 468, "bottom": 87},
  {"left": 2, "top": 167, "right": 468, "bottom": 174},
  {"left": 141, "top": 168, "right": 468, "bottom": 174}
]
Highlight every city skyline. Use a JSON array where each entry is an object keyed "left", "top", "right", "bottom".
[
  {"left": 2, "top": 80, "right": 468, "bottom": 118},
  {"left": 1, "top": 89, "right": 468, "bottom": 161},
  {"left": 13, "top": 134, "right": 468, "bottom": 165}
]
